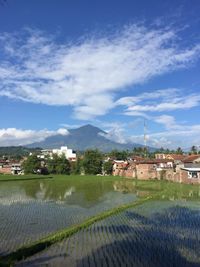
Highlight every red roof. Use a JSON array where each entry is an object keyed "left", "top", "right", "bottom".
[
  {"left": 183, "top": 155, "right": 200, "bottom": 163},
  {"left": 135, "top": 159, "right": 174, "bottom": 164},
  {"left": 166, "top": 154, "right": 186, "bottom": 161},
  {"left": 131, "top": 156, "right": 144, "bottom": 161}
]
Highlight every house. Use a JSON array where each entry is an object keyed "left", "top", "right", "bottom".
[
  {"left": 52, "top": 146, "right": 76, "bottom": 161},
  {"left": 0, "top": 165, "right": 12, "bottom": 174},
  {"left": 113, "top": 159, "right": 174, "bottom": 180},
  {"left": 155, "top": 153, "right": 167, "bottom": 160},
  {"left": 0, "top": 159, "right": 11, "bottom": 174},
  {"left": 182, "top": 155, "right": 200, "bottom": 164},
  {"left": 0, "top": 159, "right": 23, "bottom": 175},
  {"left": 134, "top": 159, "right": 173, "bottom": 180},
  {"left": 131, "top": 155, "right": 144, "bottom": 161},
  {"left": 39, "top": 149, "right": 53, "bottom": 159},
  {"left": 136, "top": 159, "right": 174, "bottom": 179},
  {"left": 39, "top": 146, "right": 77, "bottom": 161},
  {"left": 11, "top": 163, "right": 23, "bottom": 175},
  {"left": 179, "top": 164, "right": 200, "bottom": 184},
  {"left": 113, "top": 160, "right": 129, "bottom": 176},
  {"left": 155, "top": 153, "right": 186, "bottom": 162}
]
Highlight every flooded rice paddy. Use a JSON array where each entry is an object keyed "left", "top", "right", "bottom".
[{"left": 0, "top": 175, "right": 200, "bottom": 266}]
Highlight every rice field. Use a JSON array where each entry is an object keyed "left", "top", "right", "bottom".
[
  {"left": 0, "top": 175, "right": 200, "bottom": 266},
  {"left": 17, "top": 201, "right": 200, "bottom": 267},
  {"left": 0, "top": 175, "right": 140, "bottom": 256}
]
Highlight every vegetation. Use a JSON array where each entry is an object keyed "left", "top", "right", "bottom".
[
  {"left": 0, "top": 175, "right": 53, "bottom": 182},
  {"left": 70, "top": 156, "right": 84, "bottom": 174},
  {"left": 47, "top": 154, "right": 71, "bottom": 175},
  {"left": 82, "top": 149, "right": 103, "bottom": 175},
  {"left": 176, "top": 147, "right": 183, "bottom": 154},
  {"left": 109, "top": 149, "right": 129, "bottom": 160},
  {"left": 0, "top": 194, "right": 156, "bottom": 266},
  {"left": 22, "top": 154, "right": 41, "bottom": 174},
  {"left": 0, "top": 146, "right": 42, "bottom": 160},
  {"left": 103, "top": 160, "right": 113, "bottom": 175},
  {"left": 190, "top": 145, "right": 199, "bottom": 154}
]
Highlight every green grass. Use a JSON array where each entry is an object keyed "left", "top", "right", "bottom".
[
  {"left": 0, "top": 174, "right": 53, "bottom": 182},
  {"left": 0, "top": 174, "right": 119, "bottom": 181},
  {"left": 0, "top": 193, "right": 159, "bottom": 267}
]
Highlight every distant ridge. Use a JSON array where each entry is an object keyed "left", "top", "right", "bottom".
[{"left": 27, "top": 124, "right": 145, "bottom": 152}]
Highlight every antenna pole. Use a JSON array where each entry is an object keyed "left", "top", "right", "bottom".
[{"left": 144, "top": 119, "right": 147, "bottom": 158}]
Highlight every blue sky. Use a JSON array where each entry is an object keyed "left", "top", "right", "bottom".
[{"left": 0, "top": 0, "right": 200, "bottom": 149}]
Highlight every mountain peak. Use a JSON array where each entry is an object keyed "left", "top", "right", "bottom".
[
  {"left": 75, "top": 124, "right": 105, "bottom": 133},
  {"left": 28, "top": 124, "right": 143, "bottom": 151}
]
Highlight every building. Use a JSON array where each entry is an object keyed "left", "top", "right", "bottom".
[
  {"left": 11, "top": 163, "right": 23, "bottom": 175},
  {"left": 52, "top": 146, "right": 76, "bottom": 161},
  {"left": 155, "top": 153, "right": 186, "bottom": 162},
  {"left": 182, "top": 155, "right": 200, "bottom": 164},
  {"left": 39, "top": 149, "right": 53, "bottom": 159},
  {"left": 134, "top": 159, "right": 174, "bottom": 180},
  {"left": 0, "top": 160, "right": 22, "bottom": 175},
  {"left": 39, "top": 146, "right": 77, "bottom": 161},
  {"left": 0, "top": 165, "right": 12, "bottom": 174},
  {"left": 113, "top": 159, "right": 174, "bottom": 180},
  {"left": 113, "top": 160, "right": 129, "bottom": 176}
]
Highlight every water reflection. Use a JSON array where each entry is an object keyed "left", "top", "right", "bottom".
[
  {"left": 0, "top": 178, "right": 200, "bottom": 207},
  {"left": 113, "top": 180, "right": 200, "bottom": 201},
  {"left": 19, "top": 205, "right": 200, "bottom": 267}
]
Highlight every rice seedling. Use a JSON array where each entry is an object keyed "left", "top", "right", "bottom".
[
  {"left": 0, "top": 177, "right": 200, "bottom": 266},
  {"left": 0, "top": 194, "right": 156, "bottom": 266}
]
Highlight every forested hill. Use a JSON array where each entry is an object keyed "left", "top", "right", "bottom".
[{"left": 0, "top": 146, "right": 42, "bottom": 159}]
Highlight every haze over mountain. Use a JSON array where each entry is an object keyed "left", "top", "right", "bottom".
[{"left": 28, "top": 124, "right": 143, "bottom": 152}]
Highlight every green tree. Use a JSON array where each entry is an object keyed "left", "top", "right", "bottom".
[
  {"left": 103, "top": 160, "right": 113, "bottom": 175},
  {"left": 176, "top": 147, "right": 183, "bottom": 154},
  {"left": 109, "top": 149, "right": 129, "bottom": 160},
  {"left": 71, "top": 156, "right": 83, "bottom": 175},
  {"left": 55, "top": 154, "right": 71, "bottom": 174},
  {"left": 191, "top": 146, "right": 197, "bottom": 154},
  {"left": 22, "top": 154, "right": 41, "bottom": 174},
  {"left": 47, "top": 154, "right": 71, "bottom": 174},
  {"left": 46, "top": 154, "right": 57, "bottom": 174},
  {"left": 83, "top": 149, "right": 103, "bottom": 175}
]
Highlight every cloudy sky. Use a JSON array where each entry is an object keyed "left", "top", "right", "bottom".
[{"left": 0, "top": 0, "right": 200, "bottom": 149}]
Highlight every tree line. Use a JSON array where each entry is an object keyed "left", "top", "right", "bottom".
[
  {"left": 19, "top": 145, "right": 200, "bottom": 176},
  {"left": 22, "top": 149, "right": 113, "bottom": 176}
]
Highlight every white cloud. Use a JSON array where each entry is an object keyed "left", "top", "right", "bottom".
[
  {"left": 99, "top": 126, "right": 128, "bottom": 144},
  {"left": 126, "top": 117, "right": 200, "bottom": 149},
  {"left": 97, "top": 116, "right": 200, "bottom": 149},
  {"left": 0, "top": 128, "right": 69, "bottom": 146},
  {"left": 57, "top": 128, "right": 69, "bottom": 135},
  {"left": 154, "top": 115, "right": 182, "bottom": 130},
  {"left": 118, "top": 89, "right": 200, "bottom": 114},
  {"left": 146, "top": 125, "right": 200, "bottom": 149},
  {"left": 0, "top": 26, "right": 200, "bottom": 119},
  {"left": 116, "top": 88, "right": 179, "bottom": 106}
]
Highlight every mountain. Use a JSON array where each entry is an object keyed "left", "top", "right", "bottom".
[{"left": 28, "top": 124, "right": 144, "bottom": 152}]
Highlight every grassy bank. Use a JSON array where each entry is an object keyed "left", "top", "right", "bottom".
[
  {"left": 0, "top": 175, "right": 53, "bottom": 182},
  {"left": 0, "top": 193, "right": 159, "bottom": 267}
]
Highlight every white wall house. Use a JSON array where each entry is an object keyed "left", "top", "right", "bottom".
[
  {"left": 39, "top": 146, "right": 76, "bottom": 161},
  {"left": 52, "top": 146, "right": 76, "bottom": 161},
  {"left": 11, "top": 164, "right": 23, "bottom": 175}
]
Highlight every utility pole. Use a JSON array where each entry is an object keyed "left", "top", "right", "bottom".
[{"left": 144, "top": 119, "right": 147, "bottom": 158}]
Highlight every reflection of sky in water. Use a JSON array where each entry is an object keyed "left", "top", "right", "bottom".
[
  {"left": 18, "top": 201, "right": 200, "bottom": 267},
  {"left": 0, "top": 180, "right": 137, "bottom": 207},
  {"left": 0, "top": 178, "right": 200, "bottom": 258},
  {"left": 0, "top": 178, "right": 138, "bottom": 255}
]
